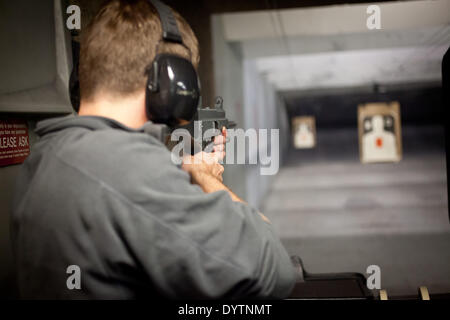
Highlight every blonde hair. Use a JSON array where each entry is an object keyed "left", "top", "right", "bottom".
[{"left": 79, "top": 0, "right": 199, "bottom": 101}]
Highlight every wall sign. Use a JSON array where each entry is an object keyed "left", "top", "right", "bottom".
[{"left": 0, "top": 119, "right": 30, "bottom": 167}]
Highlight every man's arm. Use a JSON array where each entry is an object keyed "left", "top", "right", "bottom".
[
  {"left": 107, "top": 133, "right": 296, "bottom": 298},
  {"left": 182, "top": 151, "right": 271, "bottom": 224}
]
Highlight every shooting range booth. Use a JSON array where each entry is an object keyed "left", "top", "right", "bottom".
[{"left": 0, "top": 0, "right": 73, "bottom": 298}]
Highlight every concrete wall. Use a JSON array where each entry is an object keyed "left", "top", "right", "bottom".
[
  {"left": 211, "top": 15, "right": 247, "bottom": 200},
  {"left": 212, "top": 15, "right": 289, "bottom": 209},
  {"left": 221, "top": 0, "right": 450, "bottom": 41},
  {"left": 243, "top": 60, "right": 289, "bottom": 208}
]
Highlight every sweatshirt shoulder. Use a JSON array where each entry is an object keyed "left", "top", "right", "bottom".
[
  {"left": 56, "top": 126, "right": 169, "bottom": 163},
  {"left": 48, "top": 126, "right": 185, "bottom": 190}
]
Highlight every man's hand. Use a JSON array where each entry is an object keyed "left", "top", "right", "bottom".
[
  {"left": 182, "top": 152, "right": 224, "bottom": 182},
  {"left": 211, "top": 127, "right": 227, "bottom": 162},
  {"left": 182, "top": 126, "right": 227, "bottom": 182},
  {"left": 181, "top": 127, "right": 271, "bottom": 224}
]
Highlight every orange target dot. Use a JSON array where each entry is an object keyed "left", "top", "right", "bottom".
[{"left": 376, "top": 137, "right": 383, "bottom": 148}]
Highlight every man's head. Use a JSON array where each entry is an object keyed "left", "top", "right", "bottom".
[{"left": 78, "top": 0, "right": 199, "bottom": 128}]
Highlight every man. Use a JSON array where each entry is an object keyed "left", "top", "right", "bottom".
[{"left": 11, "top": 0, "right": 296, "bottom": 299}]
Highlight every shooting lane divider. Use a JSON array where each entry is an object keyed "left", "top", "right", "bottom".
[
  {"left": 378, "top": 286, "right": 431, "bottom": 300},
  {"left": 419, "top": 286, "right": 430, "bottom": 300},
  {"left": 379, "top": 289, "right": 388, "bottom": 300}
]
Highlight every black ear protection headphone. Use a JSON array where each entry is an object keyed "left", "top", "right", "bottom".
[{"left": 69, "top": 0, "right": 200, "bottom": 127}]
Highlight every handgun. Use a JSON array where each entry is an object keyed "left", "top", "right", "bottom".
[{"left": 165, "top": 96, "right": 236, "bottom": 154}]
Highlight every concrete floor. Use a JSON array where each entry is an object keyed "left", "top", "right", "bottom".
[{"left": 262, "top": 126, "right": 450, "bottom": 297}]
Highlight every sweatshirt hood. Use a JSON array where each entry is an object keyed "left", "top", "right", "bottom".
[
  {"left": 35, "top": 115, "right": 170, "bottom": 142},
  {"left": 35, "top": 115, "right": 135, "bottom": 137}
]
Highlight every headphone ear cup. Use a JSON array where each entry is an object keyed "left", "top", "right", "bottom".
[
  {"left": 196, "top": 75, "right": 202, "bottom": 108},
  {"left": 145, "top": 54, "right": 200, "bottom": 125},
  {"left": 145, "top": 62, "right": 158, "bottom": 120},
  {"left": 147, "top": 60, "right": 159, "bottom": 93}
]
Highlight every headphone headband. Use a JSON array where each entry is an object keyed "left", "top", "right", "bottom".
[
  {"left": 144, "top": 0, "right": 199, "bottom": 126},
  {"left": 148, "top": 0, "right": 182, "bottom": 43}
]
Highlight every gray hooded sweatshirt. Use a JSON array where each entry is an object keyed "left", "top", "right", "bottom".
[{"left": 10, "top": 115, "right": 296, "bottom": 299}]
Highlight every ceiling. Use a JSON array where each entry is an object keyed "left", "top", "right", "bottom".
[
  {"left": 220, "top": 0, "right": 450, "bottom": 92},
  {"left": 256, "top": 45, "right": 448, "bottom": 91}
]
